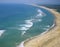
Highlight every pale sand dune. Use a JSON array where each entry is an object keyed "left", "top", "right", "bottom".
[{"left": 24, "top": 5, "right": 60, "bottom": 47}]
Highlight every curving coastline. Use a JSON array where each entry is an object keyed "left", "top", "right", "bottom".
[{"left": 24, "top": 5, "right": 60, "bottom": 47}]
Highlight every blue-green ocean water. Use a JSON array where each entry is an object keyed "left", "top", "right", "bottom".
[{"left": 0, "top": 4, "right": 55, "bottom": 47}]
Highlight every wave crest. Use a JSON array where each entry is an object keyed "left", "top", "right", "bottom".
[{"left": 0, "top": 30, "right": 5, "bottom": 37}]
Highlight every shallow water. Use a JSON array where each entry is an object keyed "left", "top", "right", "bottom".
[{"left": 0, "top": 4, "right": 55, "bottom": 47}]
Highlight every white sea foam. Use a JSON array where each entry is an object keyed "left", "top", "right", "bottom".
[
  {"left": 18, "top": 9, "right": 46, "bottom": 36},
  {"left": 51, "top": 23, "right": 55, "bottom": 28},
  {"left": 18, "top": 19, "right": 33, "bottom": 35},
  {"left": 25, "top": 20, "right": 33, "bottom": 24},
  {"left": 25, "top": 20, "right": 33, "bottom": 27},
  {"left": 0, "top": 30, "right": 5, "bottom": 37},
  {"left": 21, "top": 31, "right": 26, "bottom": 36},
  {"left": 19, "top": 19, "right": 33, "bottom": 31},
  {"left": 37, "top": 9, "right": 46, "bottom": 17},
  {"left": 24, "top": 24, "right": 32, "bottom": 27},
  {"left": 19, "top": 9, "right": 44, "bottom": 31},
  {"left": 37, "top": 13, "right": 43, "bottom": 17},
  {"left": 46, "top": 25, "right": 50, "bottom": 28},
  {"left": 41, "top": 23, "right": 55, "bottom": 36},
  {"left": 37, "top": 19, "right": 42, "bottom": 22},
  {"left": 18, "top": 11, "right": 43, "bottom": 36},
  {"left": 18, "top": 27, "right": 29, "bottom": 31},
  {"left": 43, "top": 25, "right": 50, "bottom": 30},
  {"left": 17, "top": 41, "right": 24, "bottom": 47},
  {"left": 37, "top": 9, "right": 43, "bottom": 13}
]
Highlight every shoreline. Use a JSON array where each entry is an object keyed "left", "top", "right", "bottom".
[
  {"left": 17, "top": 22, "right": 55, "bottom": 47},
  {"left": 24, "top": 22, "right": 55, "bottom": 43},
  {"left": 24, "top": 5, "right": 60, "bottom": 47},
  {"left": 17, "top": 6, "right": 56, "bottom": 47}
]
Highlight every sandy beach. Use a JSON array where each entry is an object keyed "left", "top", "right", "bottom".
[{"left": 24, "top": 5, "right": 60, "bottom": 47}]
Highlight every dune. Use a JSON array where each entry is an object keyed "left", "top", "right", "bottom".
[{"left": 24, "top": 5, "right": 60, "bottom": 47}]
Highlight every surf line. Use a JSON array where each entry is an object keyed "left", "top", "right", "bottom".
[
  {"left": 18, "top": 19, "right": 33, "bottom": 36},
  {"left": 16, "top": 8, "right": 55, "bottom": 47},
  {"left": 17, "top": 41, "right": 25, "bottom": 47},
  {"left": 0, "top": 30, "right": 6, "bottom": 37},
  {"left": 17, "top": 20, "right": 55, "bottom": 47},
  {"left": 18, "top": 7, "right": 46, "bottom": 36}
]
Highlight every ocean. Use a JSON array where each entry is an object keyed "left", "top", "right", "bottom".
[{"left": 0, "top": 4, "right": 55, "bottom": 47}]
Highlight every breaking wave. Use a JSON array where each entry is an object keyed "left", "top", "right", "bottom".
[
  {"left": 0, "top": 30, "right": 6, "bottom": 37},
  {"left": 17, "top": 9, "right": 46, "bottom": 47},
  {"left": 36, "top": 9, "right": 46, "bottom": 18},
  {"left": 18, "top": 19, "right": 33, "bottom": 36},
  {"left": 18, "top": 9, "right": 46, "bottom": 36},
  {"left": 17, "top": 41, "right": 24, "bottom": 47}
]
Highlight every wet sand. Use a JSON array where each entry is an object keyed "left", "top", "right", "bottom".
[{"left": 24, "top": 5, "right": 60, "bottom": 47}]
